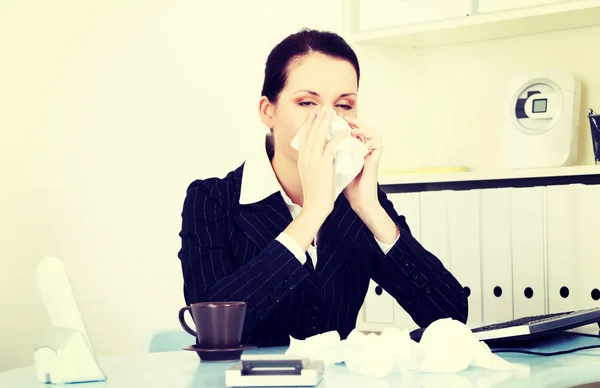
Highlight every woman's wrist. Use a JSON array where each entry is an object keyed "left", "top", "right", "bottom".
[
  {"left": 297, "top": 207, "right": 328, "bottom": 239},
  {"left": 283, "top": 209, "right": 325, "bottom": 251},
  {"left": 351, "top": 200, "right": 379, "bottom": 218},
  {"left": 354, "top": 204, "right": 399, "bottom": 244}
]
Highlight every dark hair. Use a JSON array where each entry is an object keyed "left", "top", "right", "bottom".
[
  {"left": 261, "top": 28, "right": 360, "bottom": 102},
  {"left": 262, "top": 28, "right": 360, "bottom": 158}
]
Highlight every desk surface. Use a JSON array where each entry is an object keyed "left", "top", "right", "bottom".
[{"left": 2, "top": 333, "right": 600, "bottom": 388}]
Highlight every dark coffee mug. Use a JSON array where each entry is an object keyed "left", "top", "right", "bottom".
[{"left": 178, "top": 301, "right": 246, "bottom": 349}]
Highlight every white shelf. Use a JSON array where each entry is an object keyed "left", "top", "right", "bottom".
[
  {"left": 378, "top": 165, "right": 600, "bottom": 185},
  {"left": 349, "top": 0, "right": 600, "bottom": 47}
]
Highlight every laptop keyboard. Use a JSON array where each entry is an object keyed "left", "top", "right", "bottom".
[{"left": 471, "top": 311, "right": 577, "bottom": 333}]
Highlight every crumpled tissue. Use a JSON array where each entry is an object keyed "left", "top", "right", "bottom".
[
  {"left": 285, "top": 318, "right": 530, "bottom": 378},
  {"left": 291, "top": 107, "right": 369, "bottom": 199}
]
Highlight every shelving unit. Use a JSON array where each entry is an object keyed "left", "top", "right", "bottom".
[
  {"left": 378, "top": 165, "right": 600, "bottom": 185},
  {"left": 349, "top": 0, "right": 600, "bottom": 335},
  {"left": 345, "top": 0, "right": 600, "bottom": 48}
]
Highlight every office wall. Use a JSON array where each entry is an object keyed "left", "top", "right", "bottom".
[
  {"left": 416, "top": 26, "right": 599, "bottom": 170},
  {"left": 0, "top": 0, "right": 344, "bottom": 372},
  {"left": 355, "top": 25, "right": 600, "bottom": 172},
  {"left": 1, "top": 0, "right": 599, "bottom": 373}
]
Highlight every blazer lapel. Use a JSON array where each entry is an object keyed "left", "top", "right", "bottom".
[
  {"left": 315, "top": 196, "right": 365, "bottom": 287},
  {"left": 234, "top": 192, "right": 324, "bottom": 302},
  {"left": 235, "top": 192, "right": 364, "bottom": 290},
  {"left": 234, "top": 193, "right": 292, "bottom": 249}
]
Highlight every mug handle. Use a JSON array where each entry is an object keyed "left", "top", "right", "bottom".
[{"left": 178, "top": 306, "right": 197, "bottom": 337}]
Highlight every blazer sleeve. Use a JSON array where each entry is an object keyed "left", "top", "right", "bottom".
[
  {"left": 177, "top": 180, "right": 310, "bottom": 334},
  {"left": 369, "top": 186, "right": 469, "bottom": 328}
]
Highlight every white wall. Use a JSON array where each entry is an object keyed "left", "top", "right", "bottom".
[
  {"left": 0, "top": 0, "right": 343, "bottom": 372},
  {"left": 2, "top": 0, "right": 600, "bottom": 374}
]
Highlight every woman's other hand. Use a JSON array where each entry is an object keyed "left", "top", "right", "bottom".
[
  {"left": 339, "top": 114, "right": 383, "bottom": 213},
  {"left": 338, "top": 114, "right": 399, "bottom": 245}
]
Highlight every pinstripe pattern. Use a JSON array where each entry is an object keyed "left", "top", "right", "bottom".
[{"left": 177, "top": 163, "right": 468, "bottom": 347}]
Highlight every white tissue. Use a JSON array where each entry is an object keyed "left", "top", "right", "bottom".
[
  {"left": 285, "top": 318, "right": 530, "bottom": 379},
  {"left": 287, "top": 331, "right": 343, "bottom": 365},
  {"left": 291, "top": 108, "right": 369, "bottom": 199},
  {"left": 418, "top": 318, "right": 481, "bottom": 373}
]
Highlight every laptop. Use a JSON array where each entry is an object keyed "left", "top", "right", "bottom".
[{"left": 470, "top": 307, "right": 600, "bottom": 346}]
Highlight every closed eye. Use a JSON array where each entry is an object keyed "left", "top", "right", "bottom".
[{"left": 298, "top": 101, "right": 353, "bottom": 110}]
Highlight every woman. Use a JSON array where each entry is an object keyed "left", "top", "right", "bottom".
[{"left": 177, "top": 28, "right": 468, "bottom": 347}]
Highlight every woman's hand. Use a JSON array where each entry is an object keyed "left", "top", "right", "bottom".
[
  {"left": 297, "top": 108, "right": 345, "bottom": 223},
  {"left": 339, "top": 114, "right": 383, "bottom": 213},
  {"left": 285, "top": 108, "right": 345, "bottom": 252},
  {"left": 339, "top": 114, "right": 399, "bottom": 244}
]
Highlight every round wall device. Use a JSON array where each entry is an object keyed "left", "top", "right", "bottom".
[{"left": 502, "top": 71, "right": 580, "bottom": 169}]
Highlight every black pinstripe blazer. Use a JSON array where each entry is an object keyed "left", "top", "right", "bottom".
[{"left": 177, "top": 163, "right": 468, "bottom": 347}]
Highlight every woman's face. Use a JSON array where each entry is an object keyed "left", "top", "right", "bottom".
[{"left": 263, "top": 52, "right": 358, "bottom": 162}]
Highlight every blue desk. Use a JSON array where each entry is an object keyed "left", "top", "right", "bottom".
[{"left": 2, "top": 333, "right": 600, "bottom": 387}]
